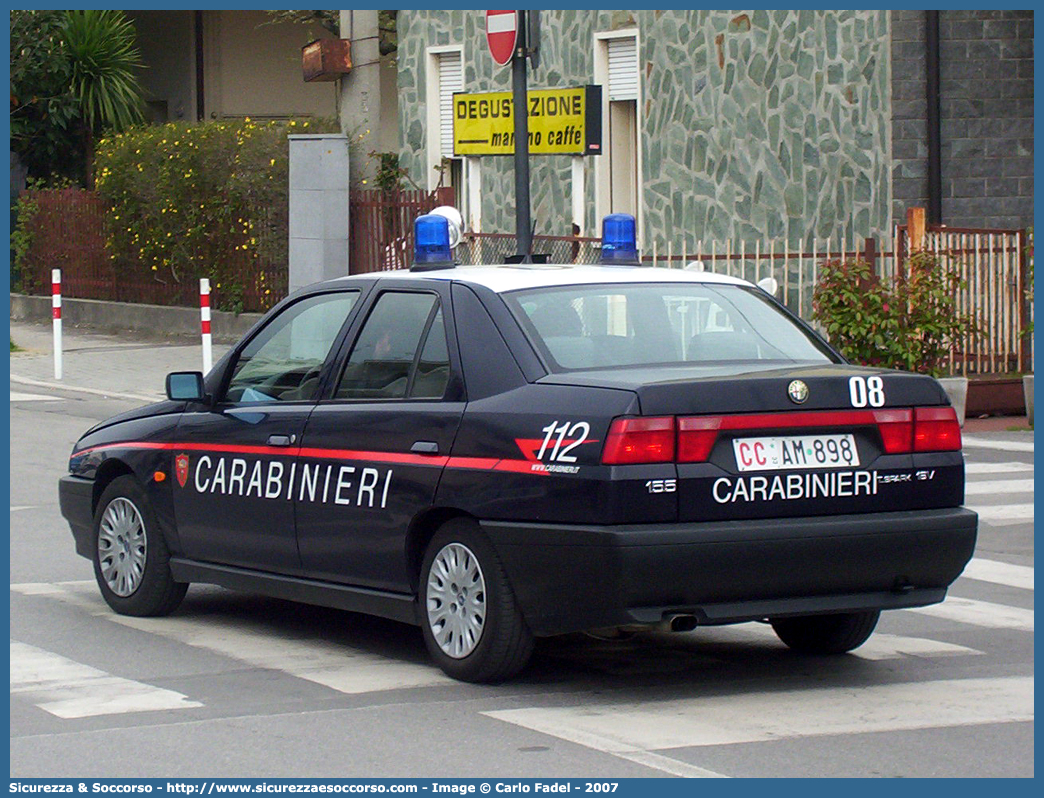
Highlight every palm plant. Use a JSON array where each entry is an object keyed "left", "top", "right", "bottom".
[{"left": 61, "top": 10, "right": 145, "bottom": 187}]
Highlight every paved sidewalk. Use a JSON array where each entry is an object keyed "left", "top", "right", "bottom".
[
  {"left": 7, "top": 319, "right": 1035, "bottom": 436},
  {"left": 10, "top": 319, "right": 230, "bottom": 402}
]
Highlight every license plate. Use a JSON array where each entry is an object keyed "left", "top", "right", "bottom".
[{"left": 733, "top": 434, "right": 859, "bottom": 472}]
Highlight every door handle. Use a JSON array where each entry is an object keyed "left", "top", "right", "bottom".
[
  {"left": 267, "top": 434, "right": 295, "bottom": 447},
  {"left": 410, "top": 441, "right": 440, "bottom": 455}
]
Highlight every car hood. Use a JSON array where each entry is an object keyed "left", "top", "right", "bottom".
[{"left": 80, "top": 400, "right": 184, "bottom": 439}]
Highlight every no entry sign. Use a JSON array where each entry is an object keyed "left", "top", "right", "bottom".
[{"left": 486, "top": 10, "right": 518, "bottom": 66}]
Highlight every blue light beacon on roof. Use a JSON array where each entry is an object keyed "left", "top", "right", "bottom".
[
  {"left": 599, "top": 213, "right": 640, "bottom": 266},
  {"left": 412, "top": 214, "right": 455, "bottom": 271}
]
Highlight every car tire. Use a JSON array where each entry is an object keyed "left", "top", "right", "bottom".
[
  {"left": 92, "top": 475, "right": 187, "bottom": 617},
  {"left": 770, "top": 610, "right": 880, "bottom": 655},
  {"left": 419, "top": 519, "right": 534, "bottom": 683}
]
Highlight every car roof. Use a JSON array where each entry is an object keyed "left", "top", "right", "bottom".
[{"left": 327, "top": 264, "right": 755, "bottom": 295}]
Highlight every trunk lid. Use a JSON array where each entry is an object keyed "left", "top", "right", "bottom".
[{"left": 542, "top": 363, "right": 963, "bottom": 523}]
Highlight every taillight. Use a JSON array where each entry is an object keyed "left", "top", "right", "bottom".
[
  {"left": 914, "top": 407, "right": 962, "bottom": 452},
  {"left": 872, "top": 409, "right": 914, "bottom": 454},
  {"left": 602, "top": 417, "right": 675, "bottom": 464},
  {"left": 601, "top": 406, "right": 960, "bottom": 465},
  {"left": 677, "top": 416, "right": 722, "bottom": 462}
]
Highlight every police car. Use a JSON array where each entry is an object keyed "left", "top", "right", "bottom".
[{"left": 59, "top": 212, "right": 977, "bottom": 683}]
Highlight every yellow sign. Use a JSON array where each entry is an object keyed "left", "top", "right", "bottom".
[{"left": 453, "top": 85, "right": 602, "bottom": 156}]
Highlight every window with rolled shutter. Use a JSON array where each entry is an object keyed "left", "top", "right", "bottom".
[
  {"left": 607, "top": 37, "right": 638, "bottom": 101},
  {"left": 437, "top": 51, "right": 463, "bottom": 158}
]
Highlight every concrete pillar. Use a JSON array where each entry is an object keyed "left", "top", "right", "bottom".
[
  {"left": 288, "top": 134, "right": 350, "bottom": 291},
  {"left": 338, "top": 10, "right": 382, "bottom": 185}
]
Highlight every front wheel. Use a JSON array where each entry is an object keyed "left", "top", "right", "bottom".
[
  {"left": 92, "top": 475, "right": 187, "bottom": 616},
  {"left": 770, "top": 610, "right": 880, "bottom": 654},
  {"left": 420, "top": 519, "right": 533, "bottom": 682}
]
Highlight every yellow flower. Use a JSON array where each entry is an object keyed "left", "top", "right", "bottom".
[
  {"left": 269, "top": 159, "right": 275, "bottom": 166},
  {"left": 244, "top": 117, "right": 251, "bottom": 122}
]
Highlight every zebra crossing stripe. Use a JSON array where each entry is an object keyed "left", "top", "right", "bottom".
[
  {"left": 694, "top": 623, "right": 981, "bottom": 661},
  {"left": 960, "top": 558, "right": 1034, "bottom": 591},
  {"left": 10, "top": 581, "right": 451, "bottom": 694},
  {"left": 961, "top": 436, "right": 1034, "bottom": 452},
  {"left": 9, "top": 392, "right": 62, "bottom": 402},
  {"left": 968, "top": 503, "right": 1035, "bottom": 526},
  {"left": 965, "top": 462, "right": 1032, "bottom": 475},
  {"left": 484, "top": 676, "right": 1033, "bottom": 755},
  {"left": 964, "top": 479, "right": 1034, "bottom": 496},
  {"left": 907, "top": 597, "right": 1034, "bottom": 631},
  {"left": 9, "top": 640, "right": 201, "bottom": 719}
]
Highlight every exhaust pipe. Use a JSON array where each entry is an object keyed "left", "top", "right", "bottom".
[{"left": 667, "top": 614, "right": 698, "bottom": 632}]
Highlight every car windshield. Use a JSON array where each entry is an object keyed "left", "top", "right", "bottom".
[{"left": 506, "top": 282, "right": 837, "bottom": 372}]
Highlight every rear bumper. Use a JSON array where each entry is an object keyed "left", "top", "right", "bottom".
[
  {"left": 59, "top": 475, "right": 95, "bottom": 559},
  {"left": 481, "top": 507, "right": 978, "bottom": 636}
]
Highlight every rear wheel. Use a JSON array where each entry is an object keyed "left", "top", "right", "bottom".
[
  {"left": 420, "top": 519, "right": 533, "bottom": 682},
  {"left": 92, "top": 475, "right": 187, "bottom": 616},
  {"left": 770, "top": 610, "right": 880, "bottom": 654}
]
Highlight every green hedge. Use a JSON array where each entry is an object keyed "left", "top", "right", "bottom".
[{"left": 95, "top": 117, "right": 337, "bottom": 311}]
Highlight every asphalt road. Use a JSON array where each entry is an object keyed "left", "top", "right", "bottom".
[{"left": 9, "top": 381, "right": 1034, "bottom": 779}]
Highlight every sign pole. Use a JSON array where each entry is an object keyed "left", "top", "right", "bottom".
[
  {"left": 511, "top": 10, "right": 532, "bottom": 261},
  {"left": 199, "top": 278, "right": 212, "bottom": 374},
  {"left": 51, "top": 268, "right": 62, "bottom": 380}
]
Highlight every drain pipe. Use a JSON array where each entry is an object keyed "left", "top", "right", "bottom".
[{"left": 926, "top": 10, "right": 942, "bottom": 225}]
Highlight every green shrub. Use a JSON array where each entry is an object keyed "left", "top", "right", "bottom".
[
  {"left": 95, "top": 117, "right": 336, "bottom": 311},
  {"left": 812, "top": 251, "right": 976, "bottom": 377},
  {"left": 10, "top": 193, "right": 40, "bottom": 294}
]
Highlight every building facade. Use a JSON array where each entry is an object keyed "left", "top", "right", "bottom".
[
  {"left": 397, "top": 10, "right": 894, "bottom": 252},
  {"left": 396, "top": 9, "right": 1034, "bottom": 253}
]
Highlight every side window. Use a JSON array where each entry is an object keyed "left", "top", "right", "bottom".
[
  {"left": 335, "top": 292, "right": 449, "bottom": 400},
  {"left": 225, "top": 292, "right": 358, "bottom": 404}
]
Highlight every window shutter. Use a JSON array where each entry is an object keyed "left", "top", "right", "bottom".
[
  {"left": 607, "top": 37, "right": 638, "bottom": 101},
  {"left": 438, "top": 51, "right": 463, "bottom": 158}
]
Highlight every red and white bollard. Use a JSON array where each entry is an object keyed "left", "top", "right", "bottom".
[
  {"left": 52, "top": 268, "right": 62, "bottom": 380},
  {"left": 200, "top": 278, "right": 212, "bottom": 374}
]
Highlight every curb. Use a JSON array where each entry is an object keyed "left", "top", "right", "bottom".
[
  {"left": 10, "top": 374, "right": 160, "bottom": 404},
  {"left": 10, "top": 293, "right": 263, "bottom": 344}
]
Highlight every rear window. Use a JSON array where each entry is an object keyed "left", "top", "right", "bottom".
[{"left": 505, "top": 283, "right": 837, "bottom": 372}]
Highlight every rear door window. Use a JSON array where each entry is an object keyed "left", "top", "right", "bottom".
[{"left": 335, "top": 291, "right": 449, "bottom": 400}]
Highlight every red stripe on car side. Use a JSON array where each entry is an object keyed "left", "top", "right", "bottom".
[{"left": 71, "top": 441, "right": 542, "bottom": 474}]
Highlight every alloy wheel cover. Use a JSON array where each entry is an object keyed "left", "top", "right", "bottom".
[
  {"left": 426, "top": 542, "right": 487, "bottom": 658},
  {"left": 97, "top": 497, "right": 148, "bottom": 597}
]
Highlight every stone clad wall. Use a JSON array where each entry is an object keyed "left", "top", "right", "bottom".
[{"left": 398, "top": 10, "right": 891, "bottom": 249}]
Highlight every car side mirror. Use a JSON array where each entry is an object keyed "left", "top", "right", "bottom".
[{"left": 166, "top": 371, "right": 206, "bottom": 402}]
